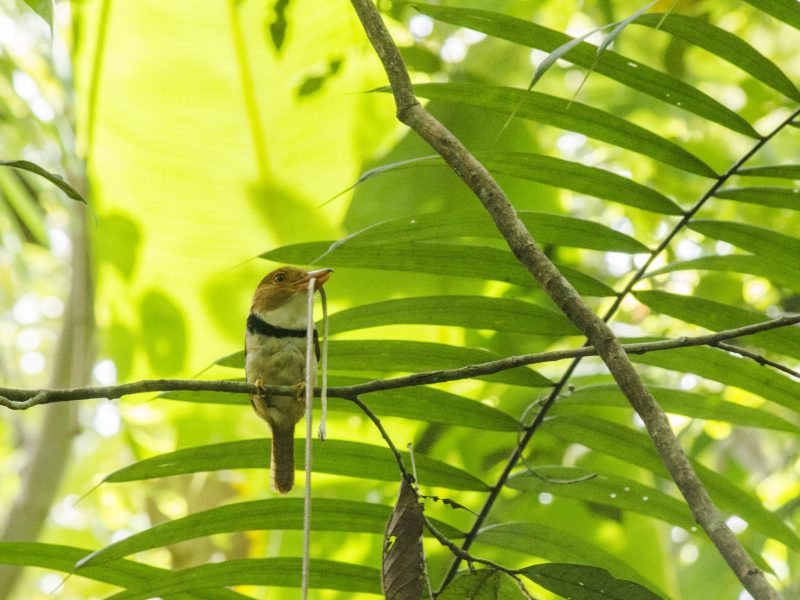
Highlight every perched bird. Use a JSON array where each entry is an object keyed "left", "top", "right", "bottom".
[{"left": 245, "top": 266, "right": 332, "bottom": 493}]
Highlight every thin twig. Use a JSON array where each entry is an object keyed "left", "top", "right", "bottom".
[
  {"left": 1, "top": 314, "right": 798, "bottom": 410},
  {"left": 714, "top": 341, "right": 800, "bottom": 379}
]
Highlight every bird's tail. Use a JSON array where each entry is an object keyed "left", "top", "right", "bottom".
[{"left": 270, "top": 425, "right": 295, "bottom": 494}]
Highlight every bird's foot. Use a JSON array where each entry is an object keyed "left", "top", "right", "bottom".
[
  {"left": 293, "top": 381, "right": 306, "bottom": 402},
  {"left": 254, "top": 378, "right": 273, "bottom": 407}
]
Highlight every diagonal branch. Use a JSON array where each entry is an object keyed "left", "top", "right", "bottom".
[
  {"left": 347, "top": 1, "right": 781, "bottom": 597},
  {"left": 1, "top": 313, "right": 797, "bottom": 409}
]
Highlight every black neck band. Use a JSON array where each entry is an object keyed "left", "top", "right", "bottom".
[{"left": 247, "top": 313, "right": 309, "bottom": 338}]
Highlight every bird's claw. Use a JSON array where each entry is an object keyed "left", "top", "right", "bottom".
[
  {"left": 293, "top": 382, "right": 306, "bottom": 402},
  {"left": 254, "top": 378, "right": 273, "bottom": 407}
]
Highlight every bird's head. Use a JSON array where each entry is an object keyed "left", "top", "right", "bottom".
[{"left": 251, "top": 266, "right": 332, "bottom": 317}]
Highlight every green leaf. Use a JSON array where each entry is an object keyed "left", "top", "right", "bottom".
[
  {"left": 0, "top": 159, "right": 86, "bottom": 204},
  {"left": 646, "top": 254, "right": 800, "bottom": 292},
  {"left": 634, "top": 290, "right": 800, "bottom": 359},
  {"left": 480, "top": 155, "right": 680, "bottom": 216},
  {"left": 741, "top": 0, "right": 800, "bottom": 32},
  {"left": 439, "top": 570, "right": 527, "bottom": 599},
  {"left": 262, "top": 241, "right": 616, "bottom": 297},
  {"left": 78, "top": 498, "right": 462, "bottom": 567},
  {"left": 0, "top": 542, "right": 246, "bottom": 600},
  {"left": 220, "top": 339, "right": 551, "bottom": 386},
  {"left": 21, "top": 0, "right": 53, "bottom": 31},
  {"left": 413, "top": 5, "right": 757, "bottom": 138},
  {"left": 164, "top": 376, "right": 522, "bottom": 432},
  {"left": 689, "top": 220, "right": 800, "bottom": 263},
  {"left": 629, "top": 344, "right": 800, "bottom": 413},
  {"left": 555, "top": 384, "right": 799, "bottom": 433},
  {"left": 325, "top": 206, "right": 651, "bottom": 251},
  {"left": 0, "top": 167, "right": 48, "bottom": 246},
  {"left": 736, "top": 165, "right": 800, "bottom": 179},
  {"left": 544, "top": 415, "right": 800, "bottom": 550},
  {"left": 714, "top": 187, "right": 800, "bottom": 210},
  {"left": 325, "top": 296, "right": 579, "bottom": 336},
  {"left": 102, "top": 558, "right": 381, "bottom": 599},
  {"left": 477, "top": 522, "right": 660, "bottom": 593},
  {"left": 508, "top": 466, "right": 694, "bottom": 529},
  {"left": 634, "top": 13, "right": 800, "bottom": 101},
  {"left": 411, "top": 82, "right": 717, "bottom": 177},
  {"left": 104, "top": 439, "right": 489, "bottom": 491},
  {"left": 521, "top": 563, "right": 663, "bottom": 600}
]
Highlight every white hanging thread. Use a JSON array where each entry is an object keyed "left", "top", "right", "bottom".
[
  {"left": 318, "top": 287, "right": 329, "bottom": 441},
  {"left": 301, "top": 277, "right": 316, "bottom": 600}
]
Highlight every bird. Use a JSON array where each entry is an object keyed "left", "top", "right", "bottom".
[{"left": 245, "top": 266, "right": 332, "bottom": 493}]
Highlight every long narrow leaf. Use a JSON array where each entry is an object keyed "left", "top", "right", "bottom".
[
  {"left": 104, "top": 439, "right": 489, "bottom": 491},
  {"left": 321, "top": 206, "right": 652, "bottom": 252},
  {"left": 412, "top": 5, "right": 757, "bottom": 137},
  {"left": 741, "top": 0, "right": 800, "bottom": 32},
  {"left": 102, "top": 558, "right": 381, "bottom": 599},
  {"left": 477, "top": 522, "right": 662, "bottom": 594},
  {"left": 634, "top": 13, "right": 800, "bottom": 101},
  {"left": 555, "top": 384, "right": 799, "bottom": 433},
  {"left": 736, "top": 165, "right": 800, "bottom": 179},
  {"left": 411, "top": 83, "right": 717, "bottom": 177},
  {"left": 543, "top": 415, "right": 800, "bottom": 550},
  {"left": 0, "top": 542, "right": 246, "bottom": 600},
  {"left": 507, "top": 466, "right": 695, "bottom": 529},
  {"left": 629, "top": 343, "right": 800, "bottom": 413},
  {"left": 646, "top": 254, "right": 800, "bottom": 292},
  {"left": 0, "top": 159, "right": 86, "bottom": 203},
  {"left": 714, "top": 187, "right": 800, "bottom": 211},
  {"left": 78, "top": 498, "right": 462, "bottom": 568},
  {"left": 521, "top": 563, "right": 662, "bottom": 600},
  {"left": 324, "top": 296, "right": 579, "bottom": 336},
  {"left": 262, "top": 241, "right": 616, "bottom": 297},
  {"left": 634, "top": 290, "right": 800, "bottom": 359},
  {"left": 688, "top": 220, "right": 800, "bottom": 263}
]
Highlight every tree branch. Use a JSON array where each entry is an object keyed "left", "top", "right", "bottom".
[
  {"left": 1, "top": 314, "right": 797, "bottom": 409},
  {"left": 347, "top": 1, "right": 782, "bottom": 597}
]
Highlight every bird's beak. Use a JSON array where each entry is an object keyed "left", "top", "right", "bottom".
[{"left": 297, "top": 268, "right": 333, "bottom": 291}]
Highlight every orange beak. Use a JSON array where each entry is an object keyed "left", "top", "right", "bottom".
[{"left": 293, "top": 268, "right": 333, "bottom": 291}]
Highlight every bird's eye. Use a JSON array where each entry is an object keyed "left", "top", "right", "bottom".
[{"left": 274, "top": 272, "right": 287, "bottom": 283}]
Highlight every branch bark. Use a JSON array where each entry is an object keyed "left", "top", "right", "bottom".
[
  {"left": 1, "top": 313, "right": 797, "bottom": 408},
  {"left": 347, "top": 1, "right": 781, "bottom": 597}
]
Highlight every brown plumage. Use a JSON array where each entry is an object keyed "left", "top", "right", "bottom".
[{"left": 245, "top": 266, "right": 332, "bottom": 493}]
